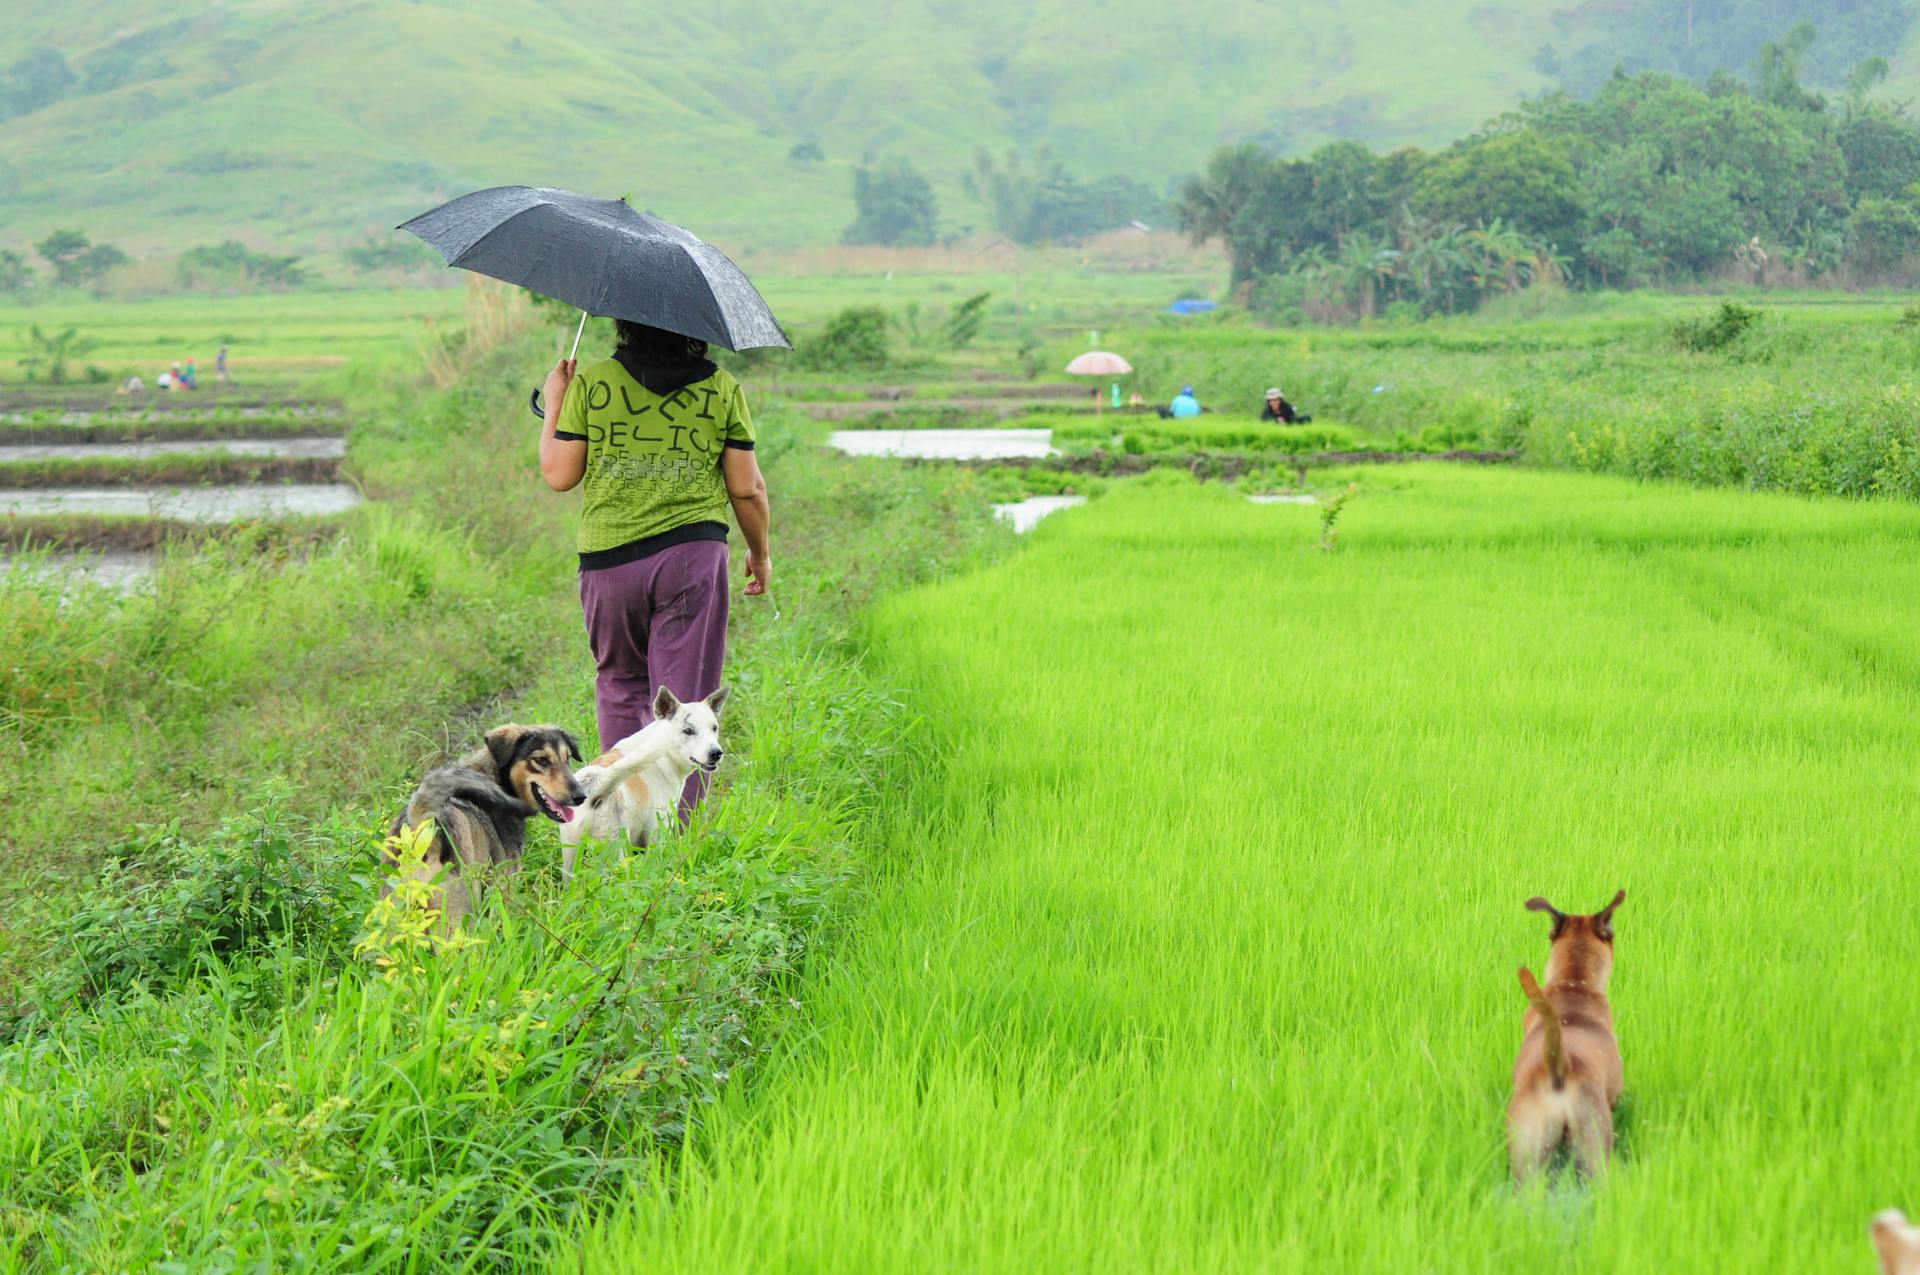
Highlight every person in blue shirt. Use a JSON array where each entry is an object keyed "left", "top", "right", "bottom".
[{"left": 1169, "top": 385, "right": 1201, "bottom": 419}]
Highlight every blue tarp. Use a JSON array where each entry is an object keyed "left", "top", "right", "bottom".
[{"left": 1167, "top": 298, "right": 1217, "bottom": 315}]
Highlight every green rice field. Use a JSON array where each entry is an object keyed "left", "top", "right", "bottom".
[
  {"left": 5, "top": 280, "right": 1920, "bottom": 1270},
  {"left": 588, "top": 466, "right": 1920, "bottom": 1271}
]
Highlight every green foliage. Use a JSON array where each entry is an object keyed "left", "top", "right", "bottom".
[
  {"left": 14, "top": 323, "right": 97, "bottom": 384},
  {"left": 843, "top": 157, "right": 938, "bottom": 247},
  {"left": 1847, "top": 194, "right": 1920, "bottom": 269},
  {"left": 1317, "top": 481, "right": 1358, "bottom": 549},
  {"left": 0, "top": 248, "right": 31, "bottom": 292},
  {"left": 79, "top": 34, "right": 174, "bottom": 95},
  {"left": 1838, "top": 111, "right": 1920, "bottom": 201},
  {"left": 177, "top": 240, "right": 311, "bottom": 290},
  {"left": 943, "top": 291, "right": 992, "bottom": 348},
  {"left": 0, "top": 45, "right": 74, "bottom": 120},
  {"left": 1183, "top": 56, "right": 1905, "bottom": 311},
  {"left": 788, "top": 140, "right": 825, "bottom": 163},
  {"left": 1097, "top": 295, "right": 1920, "bottom": 500},
  {"left": 588, "top": 467, "right": 1920, "bottom": 1271},
  {"left": 1672, "top": 300, "right": 1762, "bottom": 351},
  {"left": 966, "top": 145, "right": 1163, "bottom": 244},
  {"left": 1538, "top": 0, "right": 1911, "bottom": 95},
  {"left": 801, "top": 305, "right": 891, "bottom": 370},
  {"left": 1051, "top": 418, "right": 1363, "bottom": 456},
  {"left": 1411, "top": 131, "right": 1585, "bottom": 251},
  {"left": 340, "top": 236, "right": 438, "bottom": 273},
  {"left": 34, "top": 228, "right": 128, "bottom": 288}
]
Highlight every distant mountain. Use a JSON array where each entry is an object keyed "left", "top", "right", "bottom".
[{"left": 2, "top": 1, "right": 1913, "bottom": 259}]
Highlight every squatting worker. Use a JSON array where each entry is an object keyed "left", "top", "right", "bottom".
[{"left": 537, "top": 319, "right": 771, "bottom": 819}]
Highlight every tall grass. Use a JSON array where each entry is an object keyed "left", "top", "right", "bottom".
[
  {"left": 1097, "top": 299, "right": 1920, "bottom": 499},
  {"left": 588, "top": 467, "right": 1920, "bottom": 1271}
]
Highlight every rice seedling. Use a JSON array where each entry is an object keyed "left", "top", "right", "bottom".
[{"left": 588, "top": 466, "right": 1920, "bottom": 1272}]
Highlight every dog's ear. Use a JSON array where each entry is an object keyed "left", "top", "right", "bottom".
[
  {"left": 559, "top": 730, "right": 583, "bottom": 763},
  {"left": 653, "top": 685, "right": 681, "bottom": 721},
  {"left": 485, "top": 724, "right": 526, "bottom": 774},
  {"left": 1525, "top": 896, "right": 1568, "bottom": 939},
  {"left": 1594, "top": 889, "right": 1626, "bottom": 941},
  {"left": 705, "top": 685, "right": 729, "bottom": 716}
]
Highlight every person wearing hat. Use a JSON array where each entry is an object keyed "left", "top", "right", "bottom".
[
  {"left": 1260, "top": 387, "right": 1310, "bottom": 424},
  {"left": 1168, "top": 384, "right": 1202, "bottom": 419}
]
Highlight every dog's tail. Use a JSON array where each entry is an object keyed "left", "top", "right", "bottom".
[
  {"left": 430, "top": 770, "right": 536, "bottom": 818},
  {"left": 574, "top": 730, "right": 680, "bottom": 802},
  {"left": 1518, "top": 967, "right": 1565, "bottom": 1091}
]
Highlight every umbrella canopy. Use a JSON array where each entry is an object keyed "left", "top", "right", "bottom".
[
  {"left": 399, "top": 186, "right": 790, "bottom": 351},
  {"left": 1064, "top": 351, "right": 1133, "bottom": 376}
]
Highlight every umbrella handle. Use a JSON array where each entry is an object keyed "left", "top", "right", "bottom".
[{"left": 529, "top": 387, "right": 546, "bottom": 419}]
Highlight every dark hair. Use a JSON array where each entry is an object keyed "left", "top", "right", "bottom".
[{"left": 614, "top": 319, "right": 708, "bottom": 362}]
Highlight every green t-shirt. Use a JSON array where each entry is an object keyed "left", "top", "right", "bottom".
[{"left": 554, "top": 358, "right": 755, "bottom": 560}]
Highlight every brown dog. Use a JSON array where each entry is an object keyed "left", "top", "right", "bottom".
[
  {"left": 386, "top": 723, "right": 584, "bottom": 928},
  {"left": 1875, "top": 1211, "right": 1920, "bottom": 1275},
  {"left": 1507, "top": 890, "right": 1626, "bottom": 1182}
]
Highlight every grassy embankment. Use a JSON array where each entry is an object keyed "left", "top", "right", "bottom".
[
  {"left": 0, "top": 284, "right": 1024, "bottom": 1267},
  {"left": 590, "top": 466, "right": 1920, "bottom": 1272},
  {"left": 1067, "top": 294, "right": 1920, "bottom": 496}
]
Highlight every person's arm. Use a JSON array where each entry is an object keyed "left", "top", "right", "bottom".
[
  {"left": 721, "top": 447, "right": 770, "bottom": 597},
  {"left": 539, "top": 358, "right": 587, "bottom": 492}
]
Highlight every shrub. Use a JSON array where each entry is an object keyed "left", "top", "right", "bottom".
[
  {"left": 177, "top": 240, "right": 309, "bottom": 290},
  {"left": 1673, "top": 301, "right": 1760, "bottom": 352},
  {"left": 801, "top": 305, "right": 891, "bottom": 371}
]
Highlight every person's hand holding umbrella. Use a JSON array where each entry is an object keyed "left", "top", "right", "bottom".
[{"left": 543, "top": 357, "right": 578, "bottom": 417}]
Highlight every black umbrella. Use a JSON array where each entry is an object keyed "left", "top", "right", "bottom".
[{"left": 398, "top": 186, "right": 792, "bottom": 361}]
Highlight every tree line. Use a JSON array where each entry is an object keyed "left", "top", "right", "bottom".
[
  {"left": 1175, "top": 26, "right": 1920, "bottom": 320},
  {"left": 841, "top": 145, "right": 1164, "bottom": 248}
]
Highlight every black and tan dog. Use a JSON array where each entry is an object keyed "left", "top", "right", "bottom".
[
  {"left": 386, "top": 724, "right": 584, "bottom": 928},
  {"left": 1508, "top": 890, "right": 1626, "bottom": 1182}
]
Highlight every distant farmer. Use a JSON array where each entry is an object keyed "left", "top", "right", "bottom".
[
  {"left": 181, "top": 358, "right": 198, "bottom": 389},
  {"left": 537, "top": 320, "right": 770, "bottom": 820},
  {"left": 1261, "top": 387, "right": 1311, "bottom": 424},
  {"left": 216, "top": 345, "right": 228, "bottom": 382},
  {"left": 1168, "top": 385, "right": 1201, "bottom": 419}
]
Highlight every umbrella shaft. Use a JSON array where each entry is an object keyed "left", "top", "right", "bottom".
[{"left": 568, "top": 310, "right": 588, "bottom": 361}]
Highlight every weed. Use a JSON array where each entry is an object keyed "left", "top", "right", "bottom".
[
  {"left": 1671, "top": 300, "right": 1761, "bottom": 352},
  {"left": 1318, "top": 481, "right": 1357, "bottom": 549}
]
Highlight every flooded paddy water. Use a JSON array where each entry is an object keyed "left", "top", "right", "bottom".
[
  {"left": 0, "top": 436, "right": 346, "bottom": 463},
  {"left": 0, "top": 392, "right": 358, "bottom": 587},
  {"left": 827, "top": 428, "right": 1055, "bottom": 460},
  {"left": 0, "top": 484, "right": 361, "bottom": 520}
]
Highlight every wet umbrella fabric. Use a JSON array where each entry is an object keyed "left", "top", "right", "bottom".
[{"left": 398, "top": 186, "right": 790, "bottom": 352}]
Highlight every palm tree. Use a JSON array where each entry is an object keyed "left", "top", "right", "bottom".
[{"left": 1172, "top": 143, "right": 1278, "bottom": 287}]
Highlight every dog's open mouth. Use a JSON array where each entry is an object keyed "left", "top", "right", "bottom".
[
  {"left": 531, "top": 784, "right": 575, "bottom": 823},
  {"left": 698, "top": 759, "right": 721, "bottom": 774}
]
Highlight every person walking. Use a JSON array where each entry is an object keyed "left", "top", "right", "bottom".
[
  {"left": 215, "top": 345, "right": 228, "bottom": 382},
  {"left": 537, "top": 320, "right": 770, "bottom": 820}
]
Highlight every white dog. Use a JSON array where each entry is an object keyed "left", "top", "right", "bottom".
[
  {"left": 558, "top": 685, "right": 728, "bottom": 882},
  {"left": 1876, "top": 1211, "right": 1920, "bottom": 1275}
]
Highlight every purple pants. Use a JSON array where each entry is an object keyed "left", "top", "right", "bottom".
[{"left": 579, "top": 539, "right": 729, "bottom": 819}]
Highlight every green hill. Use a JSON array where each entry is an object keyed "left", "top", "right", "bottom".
[{"left": 2, "top": 1, "right": 1916, "bottom": 258}]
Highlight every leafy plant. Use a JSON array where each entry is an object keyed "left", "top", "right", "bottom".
[
  {"left": 1672, "top": 301, "right": 1761, "bottom": 352},
  {"left": 15, "top": 323, "right": 97, "bottom": 384},
  {"left": 843, "top": 157, "right": 938, "bottom": 247},
  {"left": 34, "top": 228, "right": 127, "bottom": 287},
  {"left": 801, "top": 305, "right": 891, "bottom": 370},
  {"left": 1318, "top": 483, "right": 1358, "bottom": 550},
  {"left": 944, "top": 291, "right": 992, "bottom": 348},
  {"left": 177, "top": 239, "right": 310, "bottom": 290}
]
